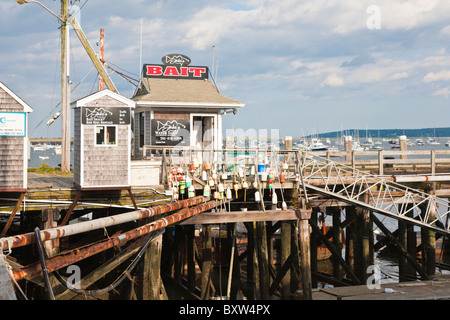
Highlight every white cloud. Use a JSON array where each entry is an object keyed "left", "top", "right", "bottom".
[
  {"left": 432, "top": 87, "right": 450, "bottom": 97},
  {"left": 321, "top": 74, "right": 345, "bottom": 87},
  {"left": 423, "top": 70, "right": 450, "bottom": 82}
]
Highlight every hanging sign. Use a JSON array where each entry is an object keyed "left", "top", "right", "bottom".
[
  {"left": 82, "top": 107, "right": 130, "bottom": 125},
  {"left": 0, "top": 112, "right": 26, "bottom": 137},
  {"left": 143, "top": 54, "right": 208, "bottom": 80},
  {"left": 151, "top": 119, "right": 190, "bottom": 146}
]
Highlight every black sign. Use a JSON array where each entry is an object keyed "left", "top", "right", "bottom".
[
  {"left": 151, "top": 119, "right": 190, "bottom": 146},
  {"left": 143, "top": 64, "right": 209, "bottom": 80},
  {"left": 82, "top": 107, "right": 130, "bottom": 125},
  {"left": 162, "top": 54, "right": 191, "bottom": 67}
]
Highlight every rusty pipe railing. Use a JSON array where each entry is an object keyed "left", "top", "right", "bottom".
[
  {"left": 0, "top": 196, "right": 205, "bottom": 252},
  {"left": 12, "top": 200, "right": 218, "bottom": 282}
]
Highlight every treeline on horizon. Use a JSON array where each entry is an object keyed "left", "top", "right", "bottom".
[{"left": 311, "top": 127, "right": 450, "bottom": 139}]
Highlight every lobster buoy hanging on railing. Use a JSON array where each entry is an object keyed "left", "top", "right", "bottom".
[
  {"left": 186, "top": 176, "right": 192, "bottom": 188},
  {"left": 255, "top": 191, "right": 261, "bottom": 202},
  {"left": 282, "top": 201, "right": 287, "bottom": 211},
  {"left": 188, "top": 185, "right": 195, "bottom": 198},
  {"left": 272, "top": 191, "right": 278, "bottom": 206},
  {"left": 203, "top": 185, "right": 211, "bottom": 197},
  {"left": 226, "top": 188, "right": 232, "bottom": 200}
]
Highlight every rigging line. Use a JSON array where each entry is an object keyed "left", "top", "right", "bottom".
[
  {"left": 106, "top": 64, "right": 139, "bottom": 83},
  {"left": 106, "top": 65, "right": 139, "bottom": 87},
  {"left": 107, "top": 61, "right": 140, "bottom": 78}
]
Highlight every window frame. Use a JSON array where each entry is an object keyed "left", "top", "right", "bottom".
[{"left": 95, "top": 125, "right": 118, "bottom": 146}]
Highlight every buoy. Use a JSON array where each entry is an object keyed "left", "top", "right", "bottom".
[
  {"left": 212, "top": 171, "right": 218, "bottom": 180},
  {"left": 203, "top": 185, "right": 211, "bottom": 197},
  {"left": 177, "top": 167, "right": 184, "bottom": 175},
  {"left": 255, "top": 191, "right": 261, "bottom": 202},
  {"left": 188, "top": 185, "right": 195, "bottom": 198},
  {"left": 295, "top": 173, "right": 300, "bottom": 182},
  {"left": 221, "top": 173, "right": 228, "bottom": 180},
  {"left": 179, "top": 183, "right": 185, "bottom": 195},
  {"left": 272, "top": 192, "right": 278, "bottom": 205},
  {"left": 250, "top": 166, "right": 256, "bottom": 176},
  {"left": 190, "top": 163, "right": 195, "bottom": 173},
  {"left": 282, "top": 201, "right": 287, "bottom": 211},
  {"left": 218, "top": 183, "right": 224, "bottom": 193},
  {"left": 185, "top": 176, "right": 192, "bottom": 188},
  {"left": 242, "top": 181, "right": 248, "bottom": 189},
  {"left": 238, "top": 167, "right": 244, "bottom": 178},
  {"left": 213, "top": 191, "right": 220, "bottom": 199},
  {"left": 268, "top": 178, "right": 273, "bottom": 190},
  {"left": 208, "top": 177, "right": 215, "bottom": 187},
  {"left": 283, "top": 162, "right": 289, "bottom": 170},
  {"left": 193, "top": 157, "right": 199, "bottom": 168},
  {"left": 202, "top": 170, "right": 207, "bottom": 181},
  {"left": 261, "top": 172, "right": 268, "bottom": 182},
  {"left": 204, "top": 163, "right": 211, "bottom": 170},
  {"left": 226, "top": 188, "right": 232, "bottom": 200},
  {"left": 280, "top": 173, "right": 285, "bottom": 183}
]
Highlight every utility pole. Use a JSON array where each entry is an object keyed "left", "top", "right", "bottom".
[{"left": 60, "top": 0, "right": 70, "bottom": 173}]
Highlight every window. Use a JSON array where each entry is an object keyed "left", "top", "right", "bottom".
[{"left": 96, "top": 126, "right": 117, "bottom": 145}]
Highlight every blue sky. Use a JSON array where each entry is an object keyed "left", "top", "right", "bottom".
[{"left": 2, "top": 0, "right": 450, "bottom": 138}]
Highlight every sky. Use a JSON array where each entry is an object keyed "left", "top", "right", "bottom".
[{"left": 2, "top": 0, "right": 450, "bottom": 138}]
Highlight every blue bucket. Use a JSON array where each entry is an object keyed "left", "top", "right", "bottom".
[{"left": 258, "top": 164, "right": 268, "bottom": 177}]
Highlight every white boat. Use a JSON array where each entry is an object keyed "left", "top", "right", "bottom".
[
  {"left": 416, "top": 139, "right": 425, "bottom": 146},
  {"left": 361, "top": 137, "right": 374, "bottom": 147},
  {"left": 427, "top": 138, "right": 440, "bottom": 145},
  {"left": 309, "top": 138, "right": 328, "bottom": 151},
  {"left": 352, "top": 141, "right": 364, "bottom": 151},
  {"left": 370, "top": 144, "right": 383, "bottom": 150},
  {"left": 39, "top": 156, "right": 49, "bottom": 160},
  {"left": 53, "top": 145, "right": 62, "bottom": 155},
  {"left": 445, "top": 141, "right": 450, "bottom": 147},
  {"left": 33, "top": 144, "right": 45, "bottom": 151}
]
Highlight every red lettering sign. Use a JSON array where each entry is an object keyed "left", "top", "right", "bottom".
[{"left": 143, "top": 64, "right": 208, "bottom": 80}]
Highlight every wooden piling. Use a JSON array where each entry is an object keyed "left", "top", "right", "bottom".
[{"left": 280, "top": 221, "right": 291, "bottom": 299}]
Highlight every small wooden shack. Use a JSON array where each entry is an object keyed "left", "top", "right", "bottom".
[
  {"left": 0, "top": 82, "right": 33, "bottom": 192},
  {"left": 132, "top": 54, "right": 244, "bottom": 159},
  {"left": 71, "top": 90, "right": 135, "bottom": 190}
]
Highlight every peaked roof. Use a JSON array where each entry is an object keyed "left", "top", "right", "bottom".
[
  {"left": 132, "top": 78, "right": 244, "bottom": 109},
  {"left": 0, "top": 82, "right": 33, "bottom": 113},
  {"left": 71, "top": 89, "right": 135, "bottom": 108}
]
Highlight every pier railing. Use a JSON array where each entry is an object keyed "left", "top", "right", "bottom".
[{"left": 141, "top": 145, "right": 450, "bottom": 178}]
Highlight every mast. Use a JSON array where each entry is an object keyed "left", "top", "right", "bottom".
[
  {"left": 60, "top": 0, "right": 70, "bottom": 173},
  {"left": 99, "top": 28, "right": 105, "bottom": 91}
]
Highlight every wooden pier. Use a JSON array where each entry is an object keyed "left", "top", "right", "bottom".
[{"left": 2, "top": 146, "right": 450, "bottom": 300}]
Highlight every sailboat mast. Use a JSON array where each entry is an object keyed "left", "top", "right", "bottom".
[{"left": 60, "top": 0, "right": 70, "bottom": 173}]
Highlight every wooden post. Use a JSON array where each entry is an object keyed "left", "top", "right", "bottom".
[
  {"left": 422, "top": 185, "right": 436, "bottom": 277},
  {"left": 344, "top": 136, "right": 352, "bottom": 161},
  {"left": 310, "top": 208, "right": 319, "bottom": 288},
  {"left": 295, "top": 207, "right": 312, "bottom": 300},
  {"left": 399, "top": 203, "right": 417, "bottom": 281},
  {"left": 330, "top": 207, "right": 343, "bottom": 281},
  {"left": 399, "top": 135, "right": 407, "bottom": 160},
  {"left": 378, "top": 150, "right": 384, "bottom": 176},
  {"left": 355, "top": 193, "right": 372, "bottom": 283},
  {"left": 280, "top": 221, "right": 291, "bottom": 299},
  {"left": 142, "top": 232, "right": 165, "bottom": 300},
  {"left": 200, "top": 225, "right": 213, "bottom": 300},
  {"left": 60, "top": 0, "right": 70, "bottom": 173},
  {"left": 345, "top": 206, "right": 356, "bottom": 273},
  {"left": 186, "top": 225, "right": 196, "bottom": 292},
  {"left": 256, "top": 221, "right": 270, "bottom": 300}
]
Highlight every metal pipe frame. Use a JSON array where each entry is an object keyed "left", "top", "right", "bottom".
[
  {"left": 12, "top": 200, "right": 218, "bottom": 282},
  {"left": 0, "top": 196, "right": 205, "bottom": 251}
]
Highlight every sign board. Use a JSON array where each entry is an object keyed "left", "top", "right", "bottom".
[
  {"left": 151, "top": 119, "right": 190, "bottom": 146},
  {"left": 0, "top": 112, "right": 26, "bottom": 137},
  {"left": 82, "top": 107, "right": 130, "bottom": 125},
  {"left": 143, "top": 64, "right": 209, "bottom": 80}
]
